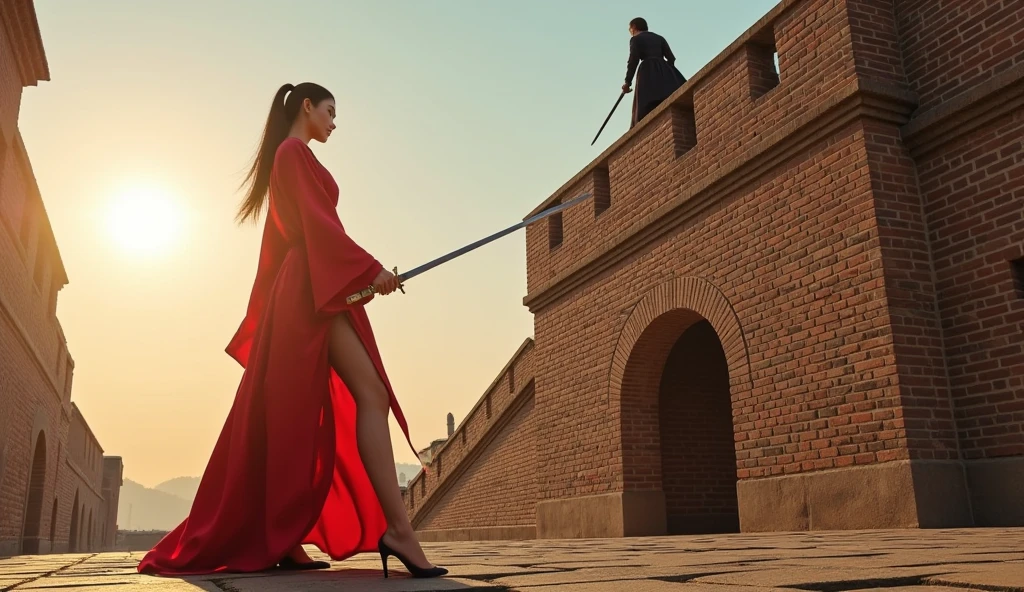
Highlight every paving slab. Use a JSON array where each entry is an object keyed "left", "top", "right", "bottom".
[
  {"left": 2, "top": 528, "right": 1022, "bottom": 591},
  {"left": 924, "top": 562, "right": 1024, "bottom": 591},
  {"left": 210, "top": 571, "right": 502, "bottom": 591},
  {"left": 693, "top": 565, "right": 961, "bottom": 587},
  {"left": 509, "top": 582, "right": 796, "bottom": 592},
  {"left": 16, "top": 574, "right": 145, "bottom": 588},
  {"left": 23, "top": 583, "right": 220, "bottom": 592},
  {"left": 490, "top": 565, "right": 761, "bottom": 588},
  {"left": 853, "top": 588, "right": 970, "bottom": 592},
  {"left": 420, "top": 563, "right": 558, "bottom": 578}
]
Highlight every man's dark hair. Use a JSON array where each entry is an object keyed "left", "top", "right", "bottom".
[{"left": 630, "top": 17, "right": 648, "bottom": 31}]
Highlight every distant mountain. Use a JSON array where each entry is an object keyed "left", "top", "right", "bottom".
[
  {"left": 154, "top": 476, "right": 201, "bottom": 501},
  {"left": 118, "top": 479, "right": 191, "bottom": 531},
  {"left": 121, "top": 464, "right": 420, "bottom": 530}
]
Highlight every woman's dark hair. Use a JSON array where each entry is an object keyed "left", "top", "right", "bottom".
[
  {"left": 630, "top": 17, "right": 648, "bottom": 31},
  {"left": 236, "top": 82, "right": 334, "bottom": 224}
]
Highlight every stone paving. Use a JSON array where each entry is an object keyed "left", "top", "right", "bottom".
[{"left": 1, "top": 529, "right": 1022, "bottom": 591}]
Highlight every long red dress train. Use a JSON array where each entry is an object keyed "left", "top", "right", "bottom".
[{"left": 137, "top": 137, "right": 421, "bottom": 575}]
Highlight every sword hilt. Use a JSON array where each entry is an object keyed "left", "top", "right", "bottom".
[
  {"left": 345, "top": 286, "right": 375, "bottom": 305},
  {"left": 394, "top": 266, "right": 405, "bottom": 295},
  {"left": 344, "top": 266, "right": 404, "bottom": 306}
]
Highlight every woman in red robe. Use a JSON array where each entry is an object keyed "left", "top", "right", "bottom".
[{"left": 137, "top": 82, "right": 447, "bottom": 579}]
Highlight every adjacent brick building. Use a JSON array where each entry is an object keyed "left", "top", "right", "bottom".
[
  {"left": 0, "top": 0, "right": 122, "bottom": 556},
  {"left": 405, "top": 0, "right": 1023, "bottom": 539}
]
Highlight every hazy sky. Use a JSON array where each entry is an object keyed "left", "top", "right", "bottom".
[{"left": 21, "top": 0, "right": 777, "bottom": 487}]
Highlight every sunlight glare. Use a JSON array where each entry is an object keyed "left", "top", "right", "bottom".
[{"left": 106, "top": 186, "right": 185, "bottom": 256}]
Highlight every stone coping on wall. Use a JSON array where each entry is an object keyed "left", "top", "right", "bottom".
[
  {"left": 0, "top": 0, "right": 50, "bottom": 86},
  {"left": 901, "top": 61, "right": 1024, "bottom": 158},
  {"left": 403, "top": 338, "right": 535, "bottom": 525},
  {"left": 523, "top": 77, "right": 918, "bottom": 312}
]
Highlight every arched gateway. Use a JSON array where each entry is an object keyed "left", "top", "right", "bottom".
[
  {"left": 610, "top": 277, "right": 751, "bottom": 535},
  {"left": 21, "top": 433, "right": 48, "bottom": 554}
]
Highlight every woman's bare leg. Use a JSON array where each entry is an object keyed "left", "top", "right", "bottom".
[{"left": 327, "top": 313, "right": 435, "bottom": 569}]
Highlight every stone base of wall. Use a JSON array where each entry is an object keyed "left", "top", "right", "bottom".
[
  {"left": 468, "top": 459, "right": 1021, "bottom": 540},
  {"left": 415, "top": 525, "right": 536, "bottom": 542},
  {"left": 0, "top": 539, "right": 77, "bottom": 556},
  {"left": 966, "top": 456, "right": 1024, "bottom": 527},
  {"left": 537, "top": 491, "right": 667, "bottom": 539},
  {"left": 533, "top": 460, "right": 1009, "bottom": 538},
  {"left": 738, "top": 460, "right": 973, "bottom": 531},
  {"left": 0, "top": 539, "right": 20, "bottom": 557}
]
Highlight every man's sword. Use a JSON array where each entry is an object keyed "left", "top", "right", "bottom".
[
  {"left": 345, "top": 192, "right": 591, "bottom": 305},
  {"left": 591, "top": 91, "right": 625, "bottom": 145}
]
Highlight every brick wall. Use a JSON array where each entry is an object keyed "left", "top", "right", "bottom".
[
  {"left": 525, "top": 0, "right": 858, "bottom": 295},
  {"left": 912, "top": 96, "right": 1024, "bottom": 460},
  {"left": 846, "top": 0, "right": 907, "bottom": 85},
  {"left": 860, "top": 119, "right": 960, "bottom": 462},
  {"left": 0, "top": 0, "right": 116, "bottom": 555},
  {"left": 884, "top": 0, "right": 1024, "bottom": 462},
  {"left": 70, "top": 404, "right": 107, "bottom": 488},
  {"left": 54, "top": 458, "right": 104, "bottom": 553},
  {"left": 416, "top": 393, "right": 537, "bottom": 530},
  {"left": 524, "top": 0, "right": 952, "bottom": 505},
  {"left": 536, "top": 119, "right": 908, "bottom": 500},
  {"left": 896, "top": 0, "right": 1024, "bottom": 113},
  {"left": 403, "top": 340, "right": 538, "bottom": 533},
  {"left": 524, "top": 0, "right": 892, "bottom": 503},
  {"left": 0, "top": 130, "right": 71, "bottom": 557}
]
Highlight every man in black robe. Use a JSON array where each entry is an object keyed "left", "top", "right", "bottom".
[{"left": 623, "top": 17, "right": 687, "bottom": 128}]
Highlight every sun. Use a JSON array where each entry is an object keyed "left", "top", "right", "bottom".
[{"left": 105, "top": 186, "right": 185, "bottom": 256}]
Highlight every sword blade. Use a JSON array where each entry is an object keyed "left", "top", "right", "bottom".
[
  {"left": 402, "top": 191, "right": 589, "bottom": 282},
  {"left": 345, "top": 192, "right": 591, "bottom": 305},
  {"left": 591, "top": 92, "right": 625, "bottom": 146}
]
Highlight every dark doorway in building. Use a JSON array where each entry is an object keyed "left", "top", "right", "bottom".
[
  {"left": 69, "top": 491, "right": 79, "bottom": 553},
  {"left": 21, "top": 433, "right": 47, "bottom": 554},
  {"left": 658, "top": 320, "right": 739, "bottom": 534}
]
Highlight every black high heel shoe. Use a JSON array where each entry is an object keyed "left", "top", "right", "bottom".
[{"left": 377, "top": 535, "right": 448, "bottom": 578}]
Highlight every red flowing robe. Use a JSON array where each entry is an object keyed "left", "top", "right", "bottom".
[{"left": 137, "top": 137, "right": 420, "bottom": 575}]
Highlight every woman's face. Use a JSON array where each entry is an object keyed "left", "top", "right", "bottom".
[{"left": 303, "top": 98, "right": 337, "bottom": 143}]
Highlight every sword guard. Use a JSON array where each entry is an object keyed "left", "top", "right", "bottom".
[{"left": 394, "top": 267, "right": 405, "bottom": 295}]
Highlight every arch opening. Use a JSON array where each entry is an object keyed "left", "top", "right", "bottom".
[
  {"left": 21, "top": 433, "right": 47, "bottom": 554},
  {"left": 619, "top": 312, "right": 739, "bottom": 535},
  {"left": 659, "top": 320, "right": 739, "bottom": 534},
  {"left": 49, "top": 498, "right": 58, "bottom": 547},
  {"left": 68, "top": 491, "right": 79, "bottom": 553},
  {"left": 77, "top": 505, "right": 84, "bottom": 551}
]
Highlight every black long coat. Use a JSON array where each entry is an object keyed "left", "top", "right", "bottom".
[{"left": 625, "top": 31, "right": 686, "bottom": 127}]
